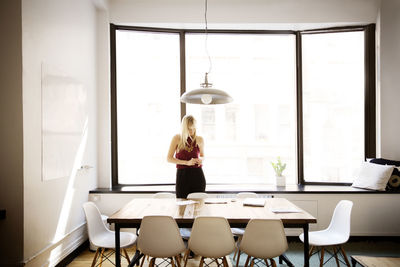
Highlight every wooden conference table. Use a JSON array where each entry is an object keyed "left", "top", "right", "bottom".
[{"left": 108, "top": 197, "right": 317, "bottom": 267}]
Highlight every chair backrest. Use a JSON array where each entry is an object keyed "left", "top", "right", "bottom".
[
  {"left": 189, "top": 216, "right": 236, "bottom": 258},
  {"left": 240, "top": 219, "right": 288, "bottom": 259},
  {"left": 236, "top": 192, "right": 258, "bottom": 199},
  {"left": 153, "top": 192, "right": 176, "bottom": 199},
  {"left": 82, "top": 202, "right": 111, "bottom": 244},
  {"left": 326, "top": 200, "right": 353, "bottom": 241},
  {"left": 138, "top": 216, "right": 186, "bottom": 258},
  {"left": 187, "top": 192, "right": 208, "bottom": 199}
]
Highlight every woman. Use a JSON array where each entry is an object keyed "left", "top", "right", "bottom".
[{"left": 167, "top": 115, "right": 206, "bottom": 198}]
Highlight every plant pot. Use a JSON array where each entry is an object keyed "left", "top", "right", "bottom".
[{"left": 275, "top": 175, "right": 286, "bottom": 187}]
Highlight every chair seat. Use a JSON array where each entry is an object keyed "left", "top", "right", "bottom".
[
  {"left": 92, "top": 231, "right": 137, "bottom": 249},
  {"left": 300, "top": 230, "right": 349, "bottom": 246},
  {"left": 180, "top": 228, "right": 192, "bottom": 239},
  {"left": 231, "top": 228, "right": 245, "bottom": 236}
]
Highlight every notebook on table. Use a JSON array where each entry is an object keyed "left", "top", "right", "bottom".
[{"left": 243, "top": 198, "right": 266, "bottom": 207}]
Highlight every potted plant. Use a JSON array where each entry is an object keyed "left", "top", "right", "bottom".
[{"left": 271, "top": 157, "right": 286, "bottom": 186}]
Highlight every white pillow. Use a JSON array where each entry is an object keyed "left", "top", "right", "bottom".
[{"left": 352, "top": 162, "right": 394, "bottom": 191}]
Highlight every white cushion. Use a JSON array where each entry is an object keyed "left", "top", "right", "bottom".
[{"left": 352, "top": 162, "right": 394, "bottom": 191}]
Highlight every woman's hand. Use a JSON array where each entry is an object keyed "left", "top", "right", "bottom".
[{"left": 187, "top": 158, "right": 198, "bottom": 166}]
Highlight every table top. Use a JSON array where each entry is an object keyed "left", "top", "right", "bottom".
[
  {"left": 351, "top": 255, "right": 400, "bottom": 267},
  {"left": 108, "top": 197, "right": 317, "bottom": 225}
]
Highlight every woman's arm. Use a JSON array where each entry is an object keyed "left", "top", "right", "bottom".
[
  {"left": 196, "top": 136, "right": 204, "bottom": 165},
  {"left": 167, "top": 134, "right": 197, "bottom": 166}
]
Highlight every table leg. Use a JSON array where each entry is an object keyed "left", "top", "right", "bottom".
[
  {"left": 303, "top": 224, "right": 309, "bottom": 267},
  {"left": 128, "top": 250, "right": 144, "bottom": 267},
  {"left": 115, "top": 224, "right": 121, "bottom": 267},
  {"left": 279, "top": 254, "right": 294, "bottom": 267}
]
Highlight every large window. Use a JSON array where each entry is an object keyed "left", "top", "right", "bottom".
[
  {"left": 185, "top": 33, "right": 296, "bottom": 184},
  {"left": 115, "top": 30, "right": 181, "bottom": 184},
  {"left": 111, "top": 25, "right": 375, "bottom": 186},
  {"left": 302, "top": 31, "right": 365, "bottom": 183}
]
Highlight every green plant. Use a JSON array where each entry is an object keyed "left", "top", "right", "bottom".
[{"left": 271, "top": 157, "right": 286, "bottom": 176}]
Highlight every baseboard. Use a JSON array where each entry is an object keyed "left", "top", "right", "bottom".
[
  {"left": 55, "top": 240, "right": 89, "bottom": 267},
  {"left": 23, "top": 223, "right": 88, "bottom": 267}
]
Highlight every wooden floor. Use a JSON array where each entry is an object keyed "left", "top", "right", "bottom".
[{"left": 68, "top": 246, "right": 233, "bottom": 267}]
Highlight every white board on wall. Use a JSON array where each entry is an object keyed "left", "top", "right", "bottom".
[{"left": 41, "top": 63, "right": 87, "bottom": 181}]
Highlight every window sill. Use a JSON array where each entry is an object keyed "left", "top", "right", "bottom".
[{"left": 89, "top": 184, "right": 398, "bottom": 194}]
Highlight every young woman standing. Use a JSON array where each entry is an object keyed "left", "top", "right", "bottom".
[{"left": 167, "top": 115, "right": 206, "bottom": 198}]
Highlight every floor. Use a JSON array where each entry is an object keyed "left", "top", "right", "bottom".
[{"left": 67, "top": 239, "right": 400, "bottom": 267}]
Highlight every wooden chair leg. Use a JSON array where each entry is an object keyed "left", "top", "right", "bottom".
[
  {"left": 319, "top": 247, "right": 325, "bottom": 267},
  {"left": 333, "top": 246, "right": 340, "bottom": 267},
  {"left": 309, "top": 245, "right": 314, "bottom": 257},
  {"left": 233, "top": 236, "right": 242, "bottom": 260},
  {"left": 140, "top": 254, "right": 146, "bottom": 267},
  {"left": 270, "top": 258, "right": 277, "bottom": 267},
  {"left": 91, "top": 247, "right": 101, "bottom": 267},
  {"left": 99, "top": 248, "right": 105, "bottom": 267},
  {"left": 250, "top": 258, "right": 255, "bottom": 267},
  {"left": 171, "top": 257, "right": 175, "bottom": 267},
  {"left": 183, "top": 249, "right": 190, "bottom": 267},
  {"left": 175, "top": 255, "right": 182, "bottom": 267},
  {"left": 123, "top": 248, "right": 131, "bottom": 264},
  {"left": 223, "top": 256, "right": 229, "bottom": 267},
  {"left": 236, "top": 249, "right": 241, "bottom": 267},
  {"left": 340, "top": 246, "right": 351, "bottom": 267},
  {"left": 149, "top": 257, "right": 156, "bottom": 267},
  {"left": 199, "top": 257, "right": 205, "bottom": 267},
  {"left": 244, "top": 255, "right": 251, "bottom": 267}
]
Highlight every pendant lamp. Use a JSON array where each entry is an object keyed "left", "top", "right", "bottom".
[{"left": 180, "top": 0, "right": 233, "bottom": 105}]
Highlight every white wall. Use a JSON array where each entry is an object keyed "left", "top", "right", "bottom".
[
  {"left": 22, "top": 0, "right": 101, "bottom": 265},
  {"left": 109, "top": 0, "right": 380, "bottom": 28},
  {"left": 379, "top": 0, "right": 400, "bottom": 160},
  {"left": 0, "top": 1, "right": 24, "bottom": 266},
  {"left": 96, "top": 4, "right": 112, "bottom": 189}
]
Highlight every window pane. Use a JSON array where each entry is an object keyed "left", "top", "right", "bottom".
[
  {"left": 116, "top": 30, "right": 181, "bottom": 184},
  {"left": 302, "top": 31, "right": 365, "bottom": 183},
  {"left": 186, "top": 34, "right": 297, "bottom": 184}
]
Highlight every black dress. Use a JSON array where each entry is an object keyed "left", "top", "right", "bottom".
[{"left": 175, "top": 139, "right": 206, "bottom": 198}]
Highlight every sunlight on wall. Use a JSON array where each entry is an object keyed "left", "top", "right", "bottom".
[{"left": 52, "top": 118, "right": 88, "bottom": 245}]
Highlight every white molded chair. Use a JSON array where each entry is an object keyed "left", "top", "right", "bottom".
[
  {"left": 154, "top": 192, "right": 176, "bottom": 199},
  {"left": 186, "top": 192, "right": 209, "bottom": 199},
  {"left": 83, "top": 202, "right": 137, "bottom": 267},
  {"left": 239, "top": 219, "right": 288, "bottom": 267},
  {"left": 89, "top": 214, "right": 109, "bottom": 251},
  {"left": 232, "top": 192, "right": 258, "bottom": 262},
  {"left": 185, "top": 216, "right": 236, "bottom": 267},
  {"left": 299, "top": 200, "right": 353, "bottom": 267},
  {"left": 138, "top": 216, "right": 186, "bottom": 267}
]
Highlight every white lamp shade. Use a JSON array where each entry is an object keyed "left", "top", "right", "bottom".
[{"left": 180, "top": 88, "right": 233, "bottom": 105}]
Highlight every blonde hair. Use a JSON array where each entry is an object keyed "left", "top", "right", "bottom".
[{"left": 178, "top": 115, "right": 197, "bottom": 150}]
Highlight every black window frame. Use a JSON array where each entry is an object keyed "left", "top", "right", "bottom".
[{"left": 110, "top": 24, "right": 376, "bottom": 188}]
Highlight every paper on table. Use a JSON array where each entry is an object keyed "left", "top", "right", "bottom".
[
  {"left": 243, "top": 198, "right": 266, "bottom": 207},
  {"left": 204, "top": 199, "right": 228, "bottom": 204},
  {"left": 270, "top": 207, "right": 301, "bottom": 213},
  {"left": 176, "top": 200, "right": 198, "bottom": 206}
]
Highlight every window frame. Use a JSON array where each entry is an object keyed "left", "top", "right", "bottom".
[
  {"left": 297, "top": 25, "right": 376, "bottom": 185},
  {"left": 110, "top": 24, "right": 376, "bottom": 188}
]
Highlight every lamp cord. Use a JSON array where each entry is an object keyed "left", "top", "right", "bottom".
[{"left": 204, "top": 0, "right": 212, "bottom": 75}]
